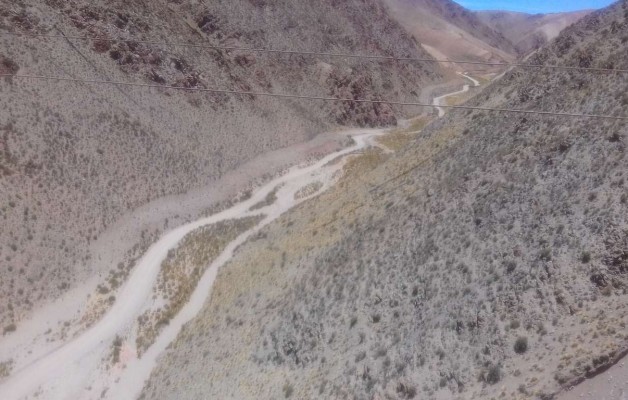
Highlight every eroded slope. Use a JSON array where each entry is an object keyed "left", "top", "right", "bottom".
[
  {"left": 383, "top": 0, "right": 517, "bottom": 72},
  {"left": 0, "top": 0, "right": 441, "bottom": 329},
  {"left": 477, "top": 10, "right": 591, "bottom": 55},
  {"left": 143, "top": 2, "right": 628, "bottom": 400}
]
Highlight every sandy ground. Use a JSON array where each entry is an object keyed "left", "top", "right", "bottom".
[
  {"left": 558, "top": 360, "right": 628, "bottom": 400},
  {"left": 0, "top": 128, "right": 390, "bottom": 400},
  {"left": 0, "top": 77, "right": 472, "bottom": 400},
  {"left": 433, "top": 73, "right": 480, "bottom": 116},
  {"left": 9, "top": 70, "right": 622, "bottom": 400},
  {"left": 0, "top": 129, "right": 348, "bottom": 380}
]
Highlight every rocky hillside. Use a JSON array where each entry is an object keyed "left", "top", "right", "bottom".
[
  {"left": 477, "top": 10, "right": 591, "bottom": 55},
  {"left": 406, "top": 0, "right": 517, "bottom": 52},
  {"left": 383, "top": 0, "right": 518, "bottom": 71},
  {"left": 142, "top": 1, "right": 628, "bottom": 399},
  {"left": 0, "top": 0, "right": 442, "bottom": 329},
  {"left": 383, "top": 0, "right": 588, "bottom": 73}
]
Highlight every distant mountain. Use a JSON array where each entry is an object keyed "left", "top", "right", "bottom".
[
  {"left": 476, "top": 9, "right": 591, "bottom": 55},
  {"left": 383, "top": 0, "right": 589, "bottom": 71},
  {"left": 383, "top": 0, "right": 518, "bottom": 71}
]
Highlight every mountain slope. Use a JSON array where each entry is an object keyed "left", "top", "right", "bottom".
[
  {"left": 142, "top": 1, "right": 628, "bottom": 399},
  {"left": 477, "top": 10, "right": 591, "bottom": 55},
  {"left": 383, "top": 0, "right": 518, "bottom": 71},
  {"left": 0, "top": 0, "right": 441, "bottom": 329}
]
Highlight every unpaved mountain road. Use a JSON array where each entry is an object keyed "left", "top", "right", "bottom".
[{"left": 433, "top": 73, "right": 480, "bottom": 117}]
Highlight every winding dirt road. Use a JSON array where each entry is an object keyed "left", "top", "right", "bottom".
[{"left": 432, "top": 73, "right": 480, "bottom": 117}]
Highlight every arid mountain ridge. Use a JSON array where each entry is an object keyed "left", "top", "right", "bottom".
[
  {"left": 141, "top": 1, "right": 628, "bottom": 399},
  {"left": 0, "top": 0, "right": 442, "bottom": 329},
  {"left": 383, "top": 0, "right": 591, "bottom": 72},
  {"left": 0, "top": 0, "right": 619, "bottom": 398},
  {"left": 477, "top": 9, "right": 593, "bottom": 55}
]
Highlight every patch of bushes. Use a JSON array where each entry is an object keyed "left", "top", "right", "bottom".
[
  {"left": 514, "top": 336, "right": 528, "bottom": 354},
  {"left": 0, "top": 359, "right": 14, "bottom": 378},
  {"left": 481, "top": 365, "right": 501, "bottom": 385},
  {"left": 581, "top": 251, "right": 591, "bottom": 263},
  {"left": 0, "top": 55, "right": 19, "bottom": 75},
  {"left": 2, "top": 323, "right": 16, "bottom": 335},
  {"left": 396, "top": 382, "right": 417, "bottom": 399},
  {"left": 111, "top": 335, "right": 123, "bottom": 364},
  {"left": 283, "top": 382, "right": 294, "bottom": 398}
]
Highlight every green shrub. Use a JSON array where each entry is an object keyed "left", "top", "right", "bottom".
[
  {"left": 581, "top": 251, "right": 591, "bottom": 263},
  {"left": 3, "top": 323, "right": 16, "bottom": 335},
  {"left": 514, "top": 336, "right": 528, "bottom": 354},
  {"left": 396, "top": 382, "right": 417, "bottom": 399},
  {"left": 283, "top": 382, "right": 294, "bottom": 398},
  {"left": 485, "top": 365, "right": 501, "bottom": 384}
]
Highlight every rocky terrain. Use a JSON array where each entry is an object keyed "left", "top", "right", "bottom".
[
  {"left": 141, "top": 2, "right": 628, "bottom": 399},
  {"left": 477, "top": 10, "right": 591, "bottom": 55},
  {"left": 383, "top": 0, "right": 589, "bottom": 74},
  {"left": 383, "top": 0, "right": 517, "bottom": 72},
  {"left": 0, "top": 0, "right": 442, "bottom": 330}
]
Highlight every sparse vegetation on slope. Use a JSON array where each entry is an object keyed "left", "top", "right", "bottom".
[
  {"left": 293, "top": 182, "right": 324, "bottom": 200},
  {"left": 141, "top": 2, "right": 628, "bottom": 399},
  {"left": 136, "top": 216, "right": 263, "bottom": 355},
  {"left": 0, "top": 0, "right": 441, "bottom": 327},
  {"left": 0, "top": 359, "right": 13, "bottom": 379},
  {"left": 377, "top": 116, "right": 432, "bottom": 151},
  {"left": 249, "top": 185, "right": 283, "bottom": 211}
]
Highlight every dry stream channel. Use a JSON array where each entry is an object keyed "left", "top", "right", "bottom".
[{"left": 0, "top": 77, "right": 478, "bottom": 400}]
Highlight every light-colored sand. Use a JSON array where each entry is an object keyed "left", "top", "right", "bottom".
[
  {"left": 0, "top": 128, "right": 389, "bottom": 400},
  {"left": 433, "top": 73, "right": 480, "bottom": 116},
  {"left": 0, "top": 76, "right": 463, "bottom": 400},
  {"left": 558, "top": 360, "right": 628, "bottom": 400},
  {"left": 0, "top": 130, "right": 347, "bottom": 372}
]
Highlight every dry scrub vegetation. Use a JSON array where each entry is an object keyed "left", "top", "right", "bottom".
[
  {"left": 294, "top": 182, "right": 324, "bottom": 201},
  {"left": 250, "top": 185, "right": 283, "bottom": 212},
  {"left": 0, "top": 0, "right": 441, "bottom": 329},
  {"left": 141, "top": 3, "right": 628, "bottom": 400},
  {"left": 136, "top": 216, "right": 263, "bottom": 355},
  {"left": 376, "top": 116, "right": 432, "bottom": 151},
  {"left": 0, "top": 358, "right": 13, "bottom": 379}
]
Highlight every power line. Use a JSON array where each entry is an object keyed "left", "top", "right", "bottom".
[
  {"left": 2, "top": 73, "right": 626, "bottom": 120},
  {"left": 3, "top": 31, "right": 628, "bottom": 74}
]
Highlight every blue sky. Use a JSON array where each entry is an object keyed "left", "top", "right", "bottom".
[{"left": 453, "top": 0, "right": 616, "bottom": 13}]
